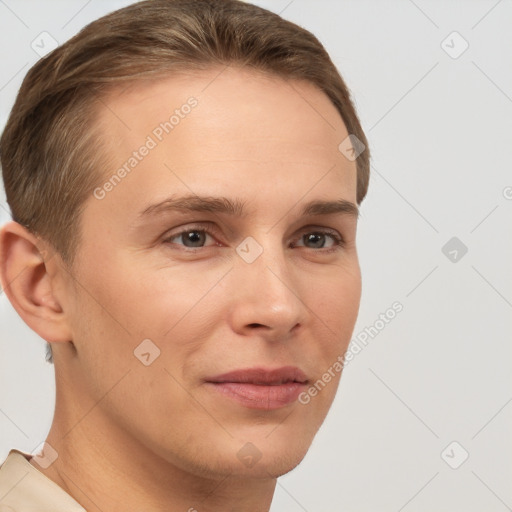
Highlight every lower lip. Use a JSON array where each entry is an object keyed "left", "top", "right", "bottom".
[{"left": 206, "top": 382, "right": 307, "bottom": 410}]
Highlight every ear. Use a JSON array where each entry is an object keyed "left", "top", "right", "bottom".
[{"left": 0, "top": 221, "right": 73, "bottom": 343}]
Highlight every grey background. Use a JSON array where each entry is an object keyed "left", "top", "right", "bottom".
[{"left": 1, "top": 1, "right": 511, "bottom": 510}]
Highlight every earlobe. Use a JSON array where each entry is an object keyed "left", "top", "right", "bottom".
[{"left": 0, "top": 221, "right": 73, "bottom": 343}]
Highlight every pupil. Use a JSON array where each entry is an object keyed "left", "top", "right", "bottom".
[
  {"left": 185, "top": 231, "right": 204, "bottom": 247},
  {"left": 307, "top": 233, "right": 324, "bottom": 248}
]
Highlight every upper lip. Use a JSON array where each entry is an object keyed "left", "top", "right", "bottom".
[{"left": 206, "top": 366, "right": 308, "bottom": 386}]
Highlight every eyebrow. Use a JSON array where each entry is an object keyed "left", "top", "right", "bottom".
[{"left": 138, "top": 195, "right": 359, "bottom": 220}]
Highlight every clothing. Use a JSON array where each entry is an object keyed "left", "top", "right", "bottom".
[{"left": 0, "top": 449, "right": 85, "bottom": 511}]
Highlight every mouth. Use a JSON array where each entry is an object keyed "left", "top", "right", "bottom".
[{"left": 205, "top": 366, "right": 309, "bottom": 410}]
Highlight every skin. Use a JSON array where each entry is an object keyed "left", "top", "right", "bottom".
[{"left": 0, "top": 66, "right": 361, "bottom": 511}]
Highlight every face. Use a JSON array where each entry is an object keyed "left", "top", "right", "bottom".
[{"left": 59, "top": 66, "right": 361, "bottom": 480}]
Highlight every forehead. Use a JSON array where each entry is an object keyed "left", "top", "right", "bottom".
[
  {"left": 88, "top": 66, "right": 357, "bottom": 221},
  {"left": 97, "top": 65, "right": 351, "bottom": 159}
]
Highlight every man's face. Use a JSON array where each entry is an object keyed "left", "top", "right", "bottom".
[{"left": 59, "top": 66, "right": 361, "bottom": 479}]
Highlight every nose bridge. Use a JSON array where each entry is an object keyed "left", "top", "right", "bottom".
[
  {"left": 237, "top": 233, "right": 292, "bottom": 293},
  {"left": 229, "top": 233, "right": 305, "bottom": 333}
]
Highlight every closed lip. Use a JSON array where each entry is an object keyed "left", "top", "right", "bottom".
[{"left": 205, "top": 366, "right": 309, "bottom": 386}]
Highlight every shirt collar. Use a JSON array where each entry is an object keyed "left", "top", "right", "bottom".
[{"left": 0, "top": 449, "right": 85, "bottom": 510}]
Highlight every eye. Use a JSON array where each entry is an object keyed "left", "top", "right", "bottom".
[
  {"left": 293, "top": 230, "right": 345, "bottom": 252},
  {"left": 162, "top": 224, "right": 345, "bottom": 253},
  {"left": 163, "top": 225, "right": 218, "bottom": 249}
]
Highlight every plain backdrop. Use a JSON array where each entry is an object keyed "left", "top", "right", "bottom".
[{"left": 1, "top": 1, "right": 511, "bottom": 511}]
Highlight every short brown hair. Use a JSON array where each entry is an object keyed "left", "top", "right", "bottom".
[{"left": 1, "top": 0, "right": 370, "bottom": 271}]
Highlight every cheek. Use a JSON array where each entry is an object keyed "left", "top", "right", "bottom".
[
  {"left": 66, "top": 257, "right": 151, "bottom": 382},
  {"left": 312, "top": 266, "right": 362, "bottom": 339},
  {"left": 69, "top": 261, "right": 223, "bottom": 398},
  {"left": 303, "top": 272, "right": 361, "bottom": 417}
]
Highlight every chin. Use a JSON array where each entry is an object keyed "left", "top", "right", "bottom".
[
  {"left": 255, "top": 449, "right": 310, "bottom": 479},
  {"left": 228, "top": 425, "right": 317, "bottom": 479},
  {"left": 212, "top": 443, "right": 311, "bottom": 481},
  {"left": 141, "top": 400, "right": 328, "bottom": 481},
  {"left": 155, "top": 427, "right": 316, "bottom": 482}
]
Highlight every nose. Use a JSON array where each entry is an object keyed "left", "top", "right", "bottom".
[{"left": 227, "top": 241, "right": 307, "bottom": 341}]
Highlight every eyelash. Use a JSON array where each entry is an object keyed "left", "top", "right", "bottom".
[{"left": 162, "top": 223, "right": 345, "bottom": 254}]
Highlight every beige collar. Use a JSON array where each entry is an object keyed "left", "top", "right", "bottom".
[{"left": 0, "top": 449, "right": 85, "bottom": 510}]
